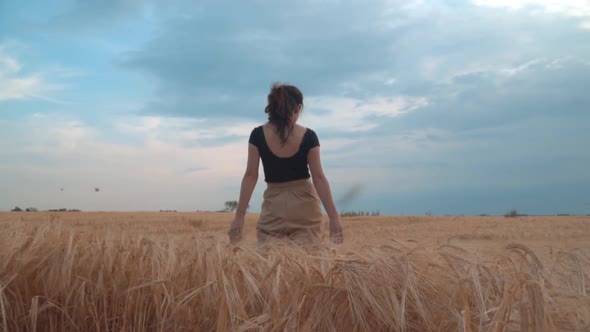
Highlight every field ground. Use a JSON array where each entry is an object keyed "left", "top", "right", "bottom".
[{"left": 1, "top": 212, "right": 589, "bottom": 331}]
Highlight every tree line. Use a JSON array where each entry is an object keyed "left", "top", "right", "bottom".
[
  {"left": 10, "top": 207, "right": 80, "bottom": 212},
  {"left": 340, "top": 210, "right": 381, "bottom": 217}
]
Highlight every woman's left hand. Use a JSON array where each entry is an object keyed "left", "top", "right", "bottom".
[
  {"left": 329, "top": 217, "right": 344, "bottom": 244},
  {"left": 228, "top": 216, "right": 245, "bottom": 244}
]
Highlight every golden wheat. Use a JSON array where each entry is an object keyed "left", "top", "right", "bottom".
[{"left": 0, "top": 212, "right": 588, "bottom": 331}]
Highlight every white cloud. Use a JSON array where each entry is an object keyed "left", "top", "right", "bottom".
[
  {"left": 0, "top": 107, "right": 439, "bottom": 211},
  {"left": 0, "top": 75, "right": 44, "bottom": 101},
  {"left": 472, "top": 0, "right": 590, "bottom": 12},
  {"left": 472, "top": 0, "right": 590, "bottom": 29},
  {"left": 126, "top": 97, "right": 427, "bottom": 149},
  {"left": 450, "top": 60, "right": 542, "bottom": 82},
  {"left": 319, "top": 138, "right": 359, "bottom": 151},
  {"left": 1, "top": 113, "right": 254, "bottom": 211},
  {"left": 384, "top": 78, "right": 397, "bottom": 86},
  {"left": 0, "top": 45, "right": 64, "bottom": 102},
  {"left": 116, "top": 116, "right": 260, "bottom": 146},
  {"left": 52, "top": 121, "right": 91, "bottom": 150},
  {"left": 357, "top": 96, "right": 429, "bottom": 117},
  {"left": 498, "top": 59, "right": 543, "bottom": 76},
  {"left": 300, "top": 95, "right": 429, "bottom": 133},
  {"left": 0, "top": 50, "right": 21, "bottom": 75},
  {"left": 423, "top": 57, "right": 579, "bottom": 85}
]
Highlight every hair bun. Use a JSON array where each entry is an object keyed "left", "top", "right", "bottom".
[{"left": 264, "top": 83, "right": 304, "bottom": 145}]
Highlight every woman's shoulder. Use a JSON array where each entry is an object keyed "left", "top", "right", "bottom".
[
  {"left": 293, "top": 124, "right": 314, "bottom": 134},
  {"left": 301, "top": 126, "right": 317, "bottom": 137},
  {"left": 301, "top": 126, "right": 319, "bottom": 147},
  {"left": 249, "top": 125, "right": 265, "bottom": 145},
  {"left": 251, "top": 124, "right": 266, "bottom": 134}
]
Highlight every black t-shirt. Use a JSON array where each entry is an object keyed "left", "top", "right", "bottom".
[{"left": 249, "top": 125, "right": 320, "bottom": 183}]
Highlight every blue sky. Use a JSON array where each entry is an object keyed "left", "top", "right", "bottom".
[{"left": 1, "top": 0, "right": 589, "bottom": 215}]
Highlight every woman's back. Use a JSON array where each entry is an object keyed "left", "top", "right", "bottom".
[
  {"left": 248, "top": 123, "right": 320, "bottom": 183},
  {"left": 262, "top": 123, "right": 307, "bottom": 158}
]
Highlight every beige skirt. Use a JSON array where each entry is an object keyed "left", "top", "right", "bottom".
[{"left": 257, "top": 179, "right": 324, "bottom": 245}]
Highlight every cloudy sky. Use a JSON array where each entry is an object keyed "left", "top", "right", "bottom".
[{"left": 1, "top": 0, "right": 589, "bottom": 215}]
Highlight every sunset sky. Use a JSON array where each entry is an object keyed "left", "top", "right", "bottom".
[{"left": 1, "top": 0, "right": 589, "bottom": 215}]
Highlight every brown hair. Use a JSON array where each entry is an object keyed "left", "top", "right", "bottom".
[{"left": 264, "top": 83, "right": 303, "bottom": 146}]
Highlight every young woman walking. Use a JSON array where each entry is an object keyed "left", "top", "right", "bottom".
[{"left": 228, "top": 83, "right": 343, "bottom": 245}]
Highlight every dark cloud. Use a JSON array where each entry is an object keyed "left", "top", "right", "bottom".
[
  {"left": 115, "top": 0, "right": 590, "bottom": 127},
  {"left": 393, "top": 59, "right": 590, "bottom": 134},
  {"left": 116, "top": 0, "right": 420, "bottom": 117}
]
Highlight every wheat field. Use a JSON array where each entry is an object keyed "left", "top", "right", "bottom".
[{"left": 0, "top": 212, "right": 589, "bottom": 331}]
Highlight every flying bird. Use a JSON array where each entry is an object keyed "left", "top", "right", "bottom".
[{"left": 94, "top": 187, "right": 100, "bottom": 192}]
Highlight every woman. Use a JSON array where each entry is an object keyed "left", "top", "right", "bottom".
[{"left": 227, "top": 83, "right": 344, "bottom": 245}]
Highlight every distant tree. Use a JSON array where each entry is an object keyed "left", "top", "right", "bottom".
[
  {"left": 11, "top": 206, "right": 23, "bottom": 212},
  {"left": 224, "top": 200, "right": 238, "bottom": 212},
  {"left": 504, "top": 209, "right": 519, "bottom": 218}
]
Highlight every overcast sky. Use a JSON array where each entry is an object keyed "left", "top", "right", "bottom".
[{"left": 1, "top": 0, "right": 589, "bottom": 215}]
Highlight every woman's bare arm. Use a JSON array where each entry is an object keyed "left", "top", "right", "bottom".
[
  {"left": 236, "top": 143, "right": 259, "bottom": 215},
  {"left": 308, "top": 146, "right": 343, "bottom": 243},
  {"left": 228, "top": 143, "right": 259, "bottom": 243},
  {"left": 308, "top": 147, "right": 338, "bottom": 219}
]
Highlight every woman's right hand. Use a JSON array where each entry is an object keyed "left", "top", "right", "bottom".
[
  {"left": 228, "top": 216, "right": 245, "bottom": 244},
  {"left": 329, "top": 218, "right": 343, "bottom": 244}
]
